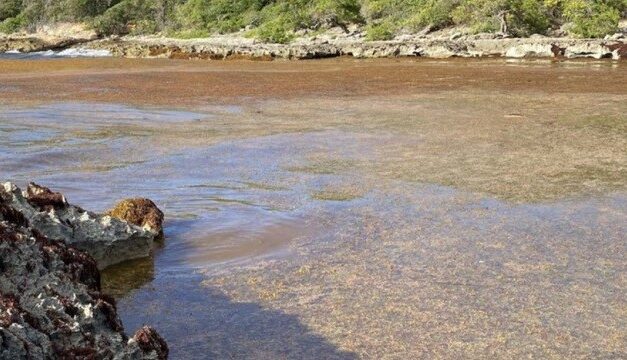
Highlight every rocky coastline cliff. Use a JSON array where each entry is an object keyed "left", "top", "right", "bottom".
[{"left": 0, "top": 182, "right": 168, "bottom": 359}]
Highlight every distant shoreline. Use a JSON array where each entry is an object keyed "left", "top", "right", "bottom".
[{"left": 2, "top": 31, "right": 626, "bottom": 60}]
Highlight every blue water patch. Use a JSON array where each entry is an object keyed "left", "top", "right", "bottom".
[{"left": 0, "top": 103, "right": 206, "bottom": 125}]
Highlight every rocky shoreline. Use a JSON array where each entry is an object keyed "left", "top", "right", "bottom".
[
  {"left": 0, "top": 182, "right": 167, "bottom": 359},
  {"left": 90, "top": 34, "right": 627, "bottom": 60},
  {"left": 2, "top": 29, "right": 626, "bottom": 60}
]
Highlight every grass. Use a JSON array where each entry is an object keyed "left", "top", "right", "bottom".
[
  {"left": 286, "top": 159, "right": 356, "bottom": 175},
  {"left": 311, "top": 188, "right": 362, "bottom": 201},
  {"left": 239, "top": 181, "right": 287, "bottom": 191}
]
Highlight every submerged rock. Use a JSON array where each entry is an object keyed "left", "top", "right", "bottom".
[
  {"left": 2, "top": 182, "right": 160, "bottom": 270},
  {"left": 131, "top": 326, "right": 169, "bottom": 359},
  {"left": 106, "top": 198, "right": 164, "bottom": 238},
  {"left": 0, "top": 184, "right": 168, "bottom": 359}
]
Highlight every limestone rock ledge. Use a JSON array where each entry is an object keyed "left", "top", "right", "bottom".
[
  {"left": 0, "top": 184, "right": 168, "bottom": 359},
  {"left": 2, "top": 182, "right": 159, "bottom": 270},
  {"left": 86, "top": 35, "right": 626, "bottom": 60}
]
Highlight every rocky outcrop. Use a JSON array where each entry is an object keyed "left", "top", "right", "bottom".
[
  {"left": 2, "top": 183, "right": 159, "bottom": 270},
  {"left": 82, "top": 34, "right": 626, "bottom": 60},
  {"left": 0, "top": 183, "right": 168, "bottom": 359},
  {"left": 0, "top": 24, "right": 97, "bottom": 54},
  {"left": 106, "top": 199, "right": 164, "bottom": 238},
  {"left": 2, "top": 24, "right": 625, "bottom": 60},
  {"left": 505, "top": 43, "right": 554, "bottom": 58},
  {"left": 0, "top": 35, "right": 94, "bottom": 54}
]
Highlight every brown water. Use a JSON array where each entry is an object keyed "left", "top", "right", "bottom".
[{"left": 0, "top": 58, "right": 625, "bottom": 358}]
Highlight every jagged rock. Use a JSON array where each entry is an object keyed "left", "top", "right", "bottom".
[
  {"left": 608, "top": 42, "right": 627, "bottom": 59},
  {"left": 0, "top": 188, "right": 168, "bottom": 359},
  {"left": 0, "top": 34, "right": 93, "bottom": 53},
  {"left": 106, "top": 198, "right": 164, "bottom": 238},
  {"left": 131, "top": 326, "right": 169, "bottom": 359},
  {"left": 25, "top": 183, "right": 67, "bottom": 209},
  {"left": 505, "top": 43, "right": 553, "bottom": 58},
  {"left": 81, "top": 35, "right": 625, "bottom": 60},
  {"left": 564, "top": 43, "right": 614, "bottom": 59},
  {"left": 2, "top": 182, "right": 159, "bottom": 270},
  {"left": 421, "top": 44, "right": 460, "bottom": 58}
]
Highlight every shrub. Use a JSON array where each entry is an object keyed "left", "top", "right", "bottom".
[
  {"left": 453, "top": 0, "right": 557, "bottom": 36},
  {"left": 14, "top": 0, "right": 45, "bottom": 31},
  {"left": 0, "top": 0, "right": 624, "bottom": 39},
  {"left": 168, "top": 28, "right": 211, "bottom": 39},
  {"left": 563, "top": 0, "right": 622, "bottom": 37},
  {"left": 309, "top": 0, "right": 362, "bottom": 28},
  {"left": 365, "top": 22, "right": 394, "bottom": 40},
  {"left": 0, "top": 0, "right": 22, "bottom": 22},
  {"left": 0, "top": 16, "right": 24, "bottom": 33},
  {"left": 46, "top": 0, "right": 111, "bottom": 21},
  {"left": 362, "top": 0, "right": 455, "bottom": 37},
  {"left": 92, "top": 2, "right": 134, "bottom": 35},
  {"left": 93, "top": 0, "right": 159, "bottom": 35},
  {"left": 510, "top": 0, "right": 552, "bottom": 35},
  {"left": 174, "top": 0, "right": 265, "bottom": 34},
  {"left": 403, "top": 0, "right": 456, "bottom": 31},
  {"left": 253, "top": 23, "right": 294, "bottom": 43},
  {"left": 452, "top": 0, "right": 508, "bottom": 33}
]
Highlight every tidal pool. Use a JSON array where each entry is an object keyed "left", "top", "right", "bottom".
[{"left": 0, "top": 58, "right": 625, "bottom": 358}]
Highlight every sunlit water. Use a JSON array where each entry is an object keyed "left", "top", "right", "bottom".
[
  {"left": 1, "top": 96, "right": 625, "bottom": 358},
  {"left": 0, "top": 103, "right": 310, "bottom": 271}
]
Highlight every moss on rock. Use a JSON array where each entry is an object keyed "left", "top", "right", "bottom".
[{"left": 106, "top": 198, "right": 164, "bottom": 237}]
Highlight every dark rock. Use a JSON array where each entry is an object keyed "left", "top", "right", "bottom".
[
  {"left": 3, "top": 182, "right": 158, "bottom": 269},
  {"left": 608, "top": 42, "right": 627, "bottom": 58},
  {"left": 0, "top": 183, "right": 167, "bottom": 359},
  {"left": 551, "top": 44, "right": 566, "bottom": 57},
  {"left": 25, "top": 182, "right": 67, "bottom": 210},
  {"left": 132, "top": 326, "right": 169, "bottom": 360}
]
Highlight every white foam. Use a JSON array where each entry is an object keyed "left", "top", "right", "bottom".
[
  {"left": 34, "top": 50, "right": 56, "bottom": 57},
  {"left": 56, "top": 48, "right": 112, "bottom": 57},
  {"left": 1, "top": 48, "right": 111, "bottom": 58}
]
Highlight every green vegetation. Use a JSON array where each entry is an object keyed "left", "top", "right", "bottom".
[
  {"left": 0, "top": 0, "right": 22, "bottom": 21},
  {"left": 362, "top": 0, "right": 458, "bottom": 40},
  {"left": 311, "top": 188, "right": 362, "bottom": 201},
  {"left": 1, "top": 0, "right": 625, "bottom": 41},
  {"left": 563, "top": 0, "right": 624, "bottom": 38}
]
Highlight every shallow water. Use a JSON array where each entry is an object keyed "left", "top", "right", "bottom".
[
  {"left": 0, "top": 103, "right": 304, "bottom": 273},
  {"left": 1, "top": 58, "right": 626, "bottom": 358},
  {"left": 0, "top": 48, "right": 111, "bottom": 59}
]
